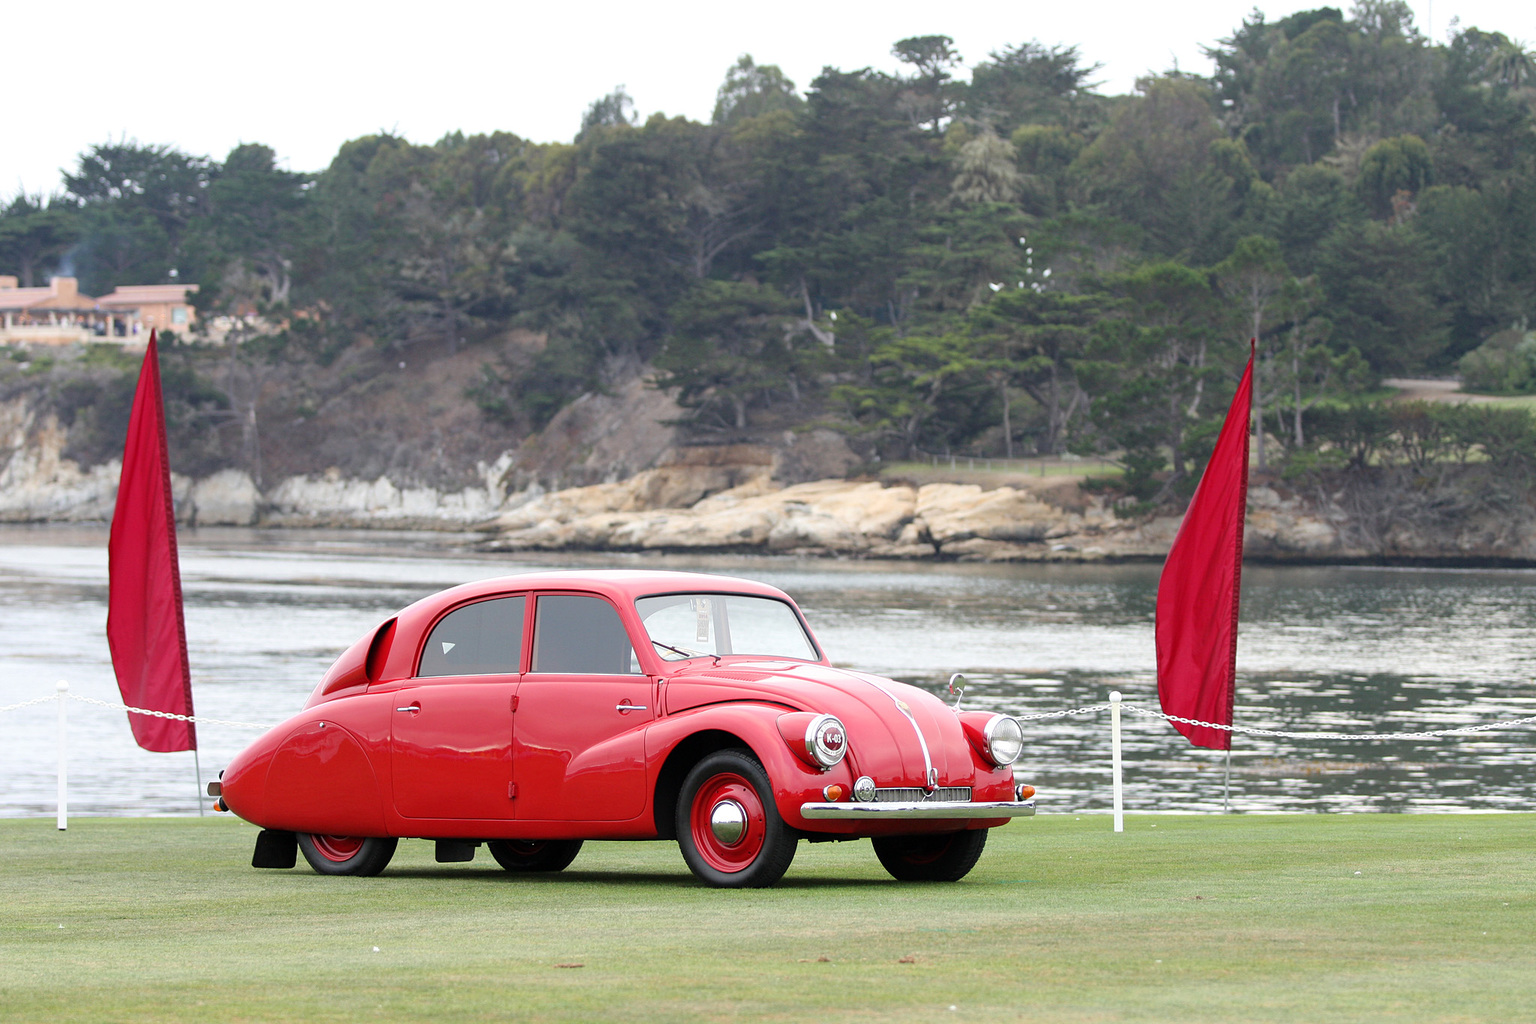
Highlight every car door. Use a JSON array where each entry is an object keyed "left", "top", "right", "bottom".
[
  {"left": 389, "top": 594, "right": 526, "bottom": 820},
  {"left": 512, "top": 593, "right": 654, "bottom": 822}
]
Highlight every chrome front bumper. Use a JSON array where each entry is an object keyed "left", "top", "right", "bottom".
[{"left": 799, "top": 799, "right": 1035, "bottom": 820}]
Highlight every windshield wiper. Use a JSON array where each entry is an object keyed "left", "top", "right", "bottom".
[{"left": 651, "top": 639, "right": 720, "bottom": 665}]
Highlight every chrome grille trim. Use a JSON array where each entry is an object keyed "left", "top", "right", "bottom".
[
  {"left": 800, "top": 799, "right": 1035, "bottom": 820},
  {"left": 872, "top": 786, "right": 972, "bottom": 803}
]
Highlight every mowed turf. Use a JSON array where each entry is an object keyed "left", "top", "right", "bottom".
[{"left": 1, "top": 814, "right": 1532, "bottom": 1023}]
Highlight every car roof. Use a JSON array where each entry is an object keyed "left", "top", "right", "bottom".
[
  {"left": 370, "top": 570, "right": 815, "bottom": 682},
  {"left": 399, "top": 569, "right": 796, "bottom": 620}
]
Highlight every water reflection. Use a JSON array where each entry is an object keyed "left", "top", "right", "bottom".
[{"left": 1, "top": 526, "right": 1532, "bottom": 816}]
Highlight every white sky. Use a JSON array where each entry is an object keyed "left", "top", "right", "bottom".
[{"left": 5, "top": 0, "right": 1532, "bottom": 197}]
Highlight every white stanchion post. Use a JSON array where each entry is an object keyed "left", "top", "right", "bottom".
[
  {"left": 56, "top": 680, "right": 68, "bottom": 831},
  {"left": 1110, "top": 690, "right": 1123, "bottom": 833}
]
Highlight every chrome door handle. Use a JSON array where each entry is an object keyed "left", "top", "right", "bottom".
[
  {"left": 615, "top": 703, "right": 647, "bottom": 712},
  {"left": 395, "top": 705, "right": 420, "bottom": 713}
]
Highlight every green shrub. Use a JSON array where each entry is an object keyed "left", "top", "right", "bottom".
[{"left": 1459, "top": 325, "right": 1536, "bottom": 394}]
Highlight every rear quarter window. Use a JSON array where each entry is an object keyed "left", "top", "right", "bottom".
[{"left": 418, "top": 596, "right": 525, "bottom": 676}]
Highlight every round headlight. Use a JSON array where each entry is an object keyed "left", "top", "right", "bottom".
[
  {"left": 805, "top": 714, "right": 847, "bottom": 768},
  {"left": 984, "top": 715, "right": 1024, "bottom": 767}
]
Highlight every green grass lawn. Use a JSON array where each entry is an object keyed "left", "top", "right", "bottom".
[
  {"left": 2, "top": 814, "right": 1532, "bottom": 1022},
  {"left": 1458, "top": 393, "right": 1536, "bottom": 411},
  {"left": 880, "top": 459, "right": 1123, "bottom": 490}
]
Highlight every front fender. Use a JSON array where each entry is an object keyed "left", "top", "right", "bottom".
[{"left": 646, "top": 703, "right": 854, "bottom": 832}]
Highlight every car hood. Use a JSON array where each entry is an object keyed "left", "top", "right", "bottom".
[{"left": 663, "top": 660, "right": 973, "bottom": 788}]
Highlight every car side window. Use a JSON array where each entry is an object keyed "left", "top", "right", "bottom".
[
  {"left": 418, "top": 596, "right": 525, "bottom": 677},
  {"left": 531, "top": 595, "right": 640, "bottom": 675}
]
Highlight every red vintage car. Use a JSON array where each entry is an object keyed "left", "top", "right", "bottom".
[{"left": 214, "top": 570, "right": 1034, "bottom": 887}]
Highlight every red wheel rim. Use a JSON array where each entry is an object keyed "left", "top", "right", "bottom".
[
  {"left": 311, "top": 835, "right": 365, "bottom": 862},
  {"left": 689, "top": 772, "right": 766, "bottom": 873}
]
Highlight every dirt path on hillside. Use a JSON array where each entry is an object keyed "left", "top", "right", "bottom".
[{"left": 1383, "top": 378, "right": 1503, "bottom": 404}]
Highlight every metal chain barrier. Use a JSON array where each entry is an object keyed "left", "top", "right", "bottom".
[
  {"left": 65, "top": 693, "right": 273, "bottom": 730},
  {"left": 11, "top": 687, "right": 1533, "bottom": 740},
  {"left": 1009, "top": 692, "right": 1536, "bottom": 832},
  {"left": 1004, "top": 699, "right": 1536, "bottom": 740},
  {"left": 8, "top": 683, "right": 1533, "bottom": 833},
  {"left": 0, "top": 693, "right": 65, "bottom": 715},
  {"left": 1015, "top": 704, "right": 1113, "bottom": 721},
  {"left": 0, "top": 691, "right": 272, "bottom": 730},
  {"left": 1115, "top": 702, "right": 1536, "bottom": 741}
]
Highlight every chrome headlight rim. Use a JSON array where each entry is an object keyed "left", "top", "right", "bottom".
[
  {"left": 983, "top": 714, "right": 1024, "bottom": 767},
  {"left": 805, "top": 714, "right": 848, "bottom": 769}
]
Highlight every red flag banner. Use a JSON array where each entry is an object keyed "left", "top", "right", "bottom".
[
  {"left": 107, "top": 331, "right": 196, "bottom": 752},
  {"left": 1155, "top": 346, "right": 1254, "bottom": 750}
]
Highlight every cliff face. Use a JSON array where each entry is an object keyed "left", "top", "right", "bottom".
[
  {"left": 482, "top": 472, "right": 1369, "bottom": 563},
  {"left": 6, "top": 390, "right": 1536, "bottom": 564},
  {"left": 0, "top": 395, "right": 123, "bottom": 522}
]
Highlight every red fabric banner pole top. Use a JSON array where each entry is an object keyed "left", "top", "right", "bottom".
[
  {"left": 1154, "top": 343, "right": 1255, "bottom": 750},
  {"left": 107, "top": 331, "right": 196, "bottom": 752}
]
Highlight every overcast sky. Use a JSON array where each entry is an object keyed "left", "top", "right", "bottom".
[{"left": 5, "top": 0, "right": 1531, "bottom": 197}]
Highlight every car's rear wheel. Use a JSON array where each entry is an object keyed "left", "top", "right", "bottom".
[
  {"left": 296, "top": 833, "right": 398, "bottom": 876},
  {"left": 872, "top": 828, "right": 987, "bottom": 882},
  {"left": 676, "top": 749, "right": 797, "bottom": 888},
  {"left": 486, "top": 839, "right": 583, "bottom": 872}
]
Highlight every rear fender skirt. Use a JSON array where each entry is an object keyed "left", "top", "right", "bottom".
[
  {"left": 261, "top": 719, "right": 388, "bottom": 836},
  {"left": 220, "top": 696, "right": 391, "bottom": 834}
]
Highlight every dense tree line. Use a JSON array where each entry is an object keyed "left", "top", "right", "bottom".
[{"left": 4, "top": 2, "right": 1535, "bottom": 500}]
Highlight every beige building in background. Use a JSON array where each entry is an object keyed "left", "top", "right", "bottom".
[
  {"left": 0, "top": 276, "right": 198, "bottom": 345},
  {"left": 95, "top": 284, "right": 198, "bottom": 334}
]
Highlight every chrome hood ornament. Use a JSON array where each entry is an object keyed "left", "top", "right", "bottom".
[{"left": 947, "top": 673, "right": 967, "bottom": 710}]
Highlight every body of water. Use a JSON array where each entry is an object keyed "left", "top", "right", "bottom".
[{"left": 2, "top": 525, "right": 1532, "bottom": 816}]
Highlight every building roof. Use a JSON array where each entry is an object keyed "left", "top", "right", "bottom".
[
  {"left": 0, "top": 277, "right": 97, "bottom": 313},
  {"left": 95, "top": 284, "right": 199, "bottom": 308}
]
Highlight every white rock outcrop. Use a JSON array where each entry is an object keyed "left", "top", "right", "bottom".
[
  {"left": 264, "top": 453, "right": 517, "bottom": 527},
  {"left": 189, "top": 469, "right": 262, "bottom": 526},
  {"left": 0, "top": 396, "right": 124, "bottom": 522}
]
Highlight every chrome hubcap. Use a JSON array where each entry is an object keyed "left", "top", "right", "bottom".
[{"left": 709, "top": 799, "right": 747, "bottom": 845}]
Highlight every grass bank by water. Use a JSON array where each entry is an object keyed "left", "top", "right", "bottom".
[
  {"left": 879, "top": 457, "right": 1122, "bottom": 491},
  {"left": 1, "top": 814, "right": 1531, "bottom": 1022}
]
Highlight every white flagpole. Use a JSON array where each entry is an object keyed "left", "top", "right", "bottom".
[
  {"left": 56, "top": 680, "right": 68, "bottom": 830},
  {"left": 1110, "top": 690, "right": 1123, "bottom": 833},
  {"left": 194, "top": 748, "right": 204, "bottom": 817}
]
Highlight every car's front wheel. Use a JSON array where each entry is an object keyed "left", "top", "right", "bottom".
[
  {"left": 296, "top": 833, "right": 398, "bottom": 876},
  {"left": 872, "top": 829, "right": 987, "bottom": 882},
  {"left": 486, "top": 839, "right": 583, "bottom": 872},
  {"left": 676, "top": 750, "right": 797, "bottom": 888}
]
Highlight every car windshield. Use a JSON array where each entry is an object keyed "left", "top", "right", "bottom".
[{"left": 635, "top": 593, "right": 818, "bottom": 662}]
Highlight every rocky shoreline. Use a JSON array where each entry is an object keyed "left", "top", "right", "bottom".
[{"left": 6, "top": 392, "right": 1536, "bottom": 565}]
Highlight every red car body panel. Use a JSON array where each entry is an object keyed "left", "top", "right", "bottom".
[{"left": 219, "top": 570, "right": 1022, "bottom": 843}]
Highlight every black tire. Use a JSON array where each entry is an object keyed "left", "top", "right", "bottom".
[
  {"left": 676, "top": 749, "right": 797, "bottom": 888},
  {"left": 872, "top": 828, "right": 988, "bottom": 882},
  {"left": 296, "top": 833, "right": 398, "bottom": 876},
  {"left": 486, "top": 839, "right": 584, "bottom": 872}
]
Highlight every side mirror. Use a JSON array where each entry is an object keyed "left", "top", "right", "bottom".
[{"left": 947, "top": 672, "right": 967, "bottom": 710}]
